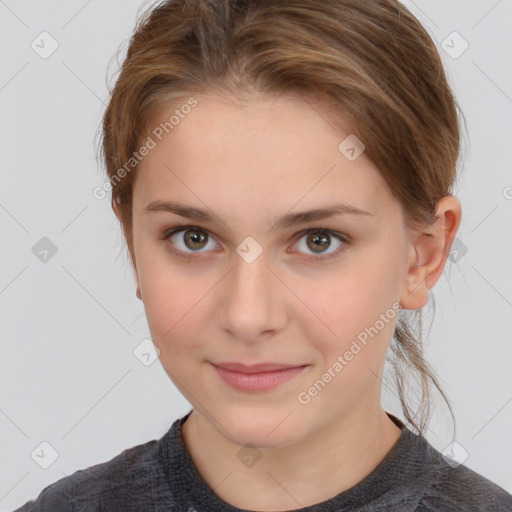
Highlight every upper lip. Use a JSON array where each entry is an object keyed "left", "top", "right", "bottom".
[{"left": 211, "top": 362, "right": 307, "bottom": 373}]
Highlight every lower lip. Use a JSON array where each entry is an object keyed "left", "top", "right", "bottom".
[{"left": 212, "top": 364, "right": 307, "bottom": 392}]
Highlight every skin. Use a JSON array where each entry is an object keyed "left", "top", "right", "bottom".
[{"left": 123, "top": 91, "right": 461, "bottom": 511}]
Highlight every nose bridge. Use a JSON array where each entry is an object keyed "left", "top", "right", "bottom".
[
  {"left": 218, "top": 246, "right": 285, "bottom": 340},
  {"left": 229, "top": 233, "right": 272, "bottom": 296},
  {"left": 229, "top": 247, "right": 273, "bottom": 308}
]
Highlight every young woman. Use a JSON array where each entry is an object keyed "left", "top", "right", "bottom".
[{"left": 15, "top": 0, "right": 512, "bottom": 510}]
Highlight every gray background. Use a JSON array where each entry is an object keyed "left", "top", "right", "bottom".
[{"left": 1, "top": 0, "right": 511, "bottom": 509}]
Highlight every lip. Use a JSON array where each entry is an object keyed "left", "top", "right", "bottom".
[
  {"left": 211, "top": 362, "right": 308, "bottom": 392},
  {"left": 213, "top": 362, "right": 305, "bottom": 373}
]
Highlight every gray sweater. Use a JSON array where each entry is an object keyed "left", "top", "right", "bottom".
[{"left": 13, "top": 410, "right": 512, "bottom": 511}]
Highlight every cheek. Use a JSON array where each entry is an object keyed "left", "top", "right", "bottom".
[
  {"left": 295, "top": 247, "right": 402, "bottom": 364},
  {"left": 136, "top": 249, "right": 190, "bottom": 335},
  {"left": 137, "top": 254, "right": 218, "bottom": 371},
  {"left": 298, "top": 277, "right": 399, "bottom": 406}
]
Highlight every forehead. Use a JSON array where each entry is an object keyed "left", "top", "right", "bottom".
[{"left": 133, "top": 92, "right": 395, "bottom": 220}]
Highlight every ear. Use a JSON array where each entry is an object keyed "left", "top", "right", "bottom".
[
  {"left": 134, "top": 259, "right": 142, "bottom": 300},
  {"left": 113, "top": 196, "right": 142, "bottom": 300},
  {"left": 131, "top": 248, "right": 142, "bottom": 300},
  {"left": 112, "top": 194, "right": 122, "bottom": 220},
  {"left": 400, "top": 195, "right": 462, "bottom": 310}
]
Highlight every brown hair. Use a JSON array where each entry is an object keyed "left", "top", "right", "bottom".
[{"left": 99, "top": 0, "right": 466, "bottom": 437}]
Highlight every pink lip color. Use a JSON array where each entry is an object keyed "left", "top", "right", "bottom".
[{"left": 211, "top": 363, "right": 307, "bottom": 392}]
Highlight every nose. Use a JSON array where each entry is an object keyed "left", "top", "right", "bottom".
[{"left": 217, "top": 251, "right": 287, "bottom": 343}]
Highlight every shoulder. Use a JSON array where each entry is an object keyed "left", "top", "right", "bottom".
[
  {"left": 415, "top": 438, "right": 512, "bottom": 511},
  {"left": 13, "top": 437, "right": 169, "bottom": 511}
]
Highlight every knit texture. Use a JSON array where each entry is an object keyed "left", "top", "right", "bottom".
[{"left": 13, "top": 410, "right": 512, "bottom": 511}]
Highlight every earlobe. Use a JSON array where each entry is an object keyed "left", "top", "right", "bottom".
[
  {"left": 132, "top": 253, "right": 142, "bottom": 300},
  {"left": 112, "top": 196, "right": 121, "bottom": 220},
  {"left": 400, "top": 195, "right": 462, "bottom": 310},
  {"left": 400, "top": 242, "right": 430, "bottom": 310},
  {"left": 134, "top": 265, "right": 142, "bottom": 300}
]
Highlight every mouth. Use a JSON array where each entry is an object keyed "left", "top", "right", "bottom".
[{"left": 210, "top": 362, "right": 309, "bottom": 392}]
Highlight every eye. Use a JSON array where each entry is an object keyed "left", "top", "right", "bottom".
[
  {"left": 161, "top": 225, "right": 349, "bottom": 262},
  {"left": 163, "top": 226, "right": 220, "bottom": 259},
  {"left": 291, "top": 228, "right": 348, "bottom": 262}
]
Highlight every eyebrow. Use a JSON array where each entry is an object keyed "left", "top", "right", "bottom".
[{"left": 144, "top": 200, "right": 373, "bottom": 230}]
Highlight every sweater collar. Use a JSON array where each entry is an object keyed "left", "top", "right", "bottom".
[{"left": 162, "top": 409, "right": 431, "bottom": 511}]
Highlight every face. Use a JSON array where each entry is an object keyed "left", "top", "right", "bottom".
[{"left": 131, "top": 92, "right": 412, "bottom": 448}]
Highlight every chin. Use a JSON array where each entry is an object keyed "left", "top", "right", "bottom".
[{"left": 219, "top": 407, "right": 306, "bottom": 449}]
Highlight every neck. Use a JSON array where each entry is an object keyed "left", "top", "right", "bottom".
[{"left": 181, "top": 405, "right": 402, "bottom": 511}]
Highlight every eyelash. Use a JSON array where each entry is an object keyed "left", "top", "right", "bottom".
[{"left": 161, "top": 225, "right": 350, "bottom": 263}]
